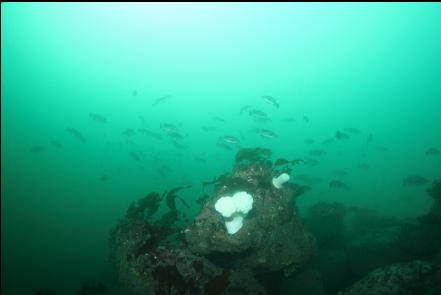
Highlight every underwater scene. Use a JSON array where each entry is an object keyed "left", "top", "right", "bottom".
[{"left": 2, "top": 3, "right": 441, "bottom": 295}]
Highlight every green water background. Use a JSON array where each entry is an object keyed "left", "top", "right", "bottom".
[{"left": 2, "top": 3, "right": 441, "bottom": 294}]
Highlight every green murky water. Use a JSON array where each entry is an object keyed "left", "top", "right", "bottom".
[{"left": 2, "top": 3, "right": 441, "bottom": 295}]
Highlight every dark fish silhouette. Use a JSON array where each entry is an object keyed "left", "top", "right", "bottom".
[
  {"left": 138, "top": 128, "right": 162, "bottom": 140},
  {"left": 100, "top": 174, "right": 109, "bottom": 182},
  {"left": 262, "top": 95, "right": 279, "bottom": 108},
  {"left": 366, "top": 133, "right": 373, "bottom": 145},
  {"left": 249, "top": 109, "right": 268, "bottom": 120},
  {"left": 294, "top": 174, "right": 322, "bottom": 185},
  {"left": 89, "top": 113, "right": 107, "bottom": 123},
  {"left": 333, "top": 170, "right": 348, "bottom": 177},
  {"left": 172, "top": 140, "right": 188, "bottom": 150},
  {"left": 425, "top": 147, "right": 440, "bottom": 156},
  {"left": 132, "top": 90, "right": 137, "bottom": 96},
  {"left": 376, "top": 146, "right": 389, "bottom": 152},
  {"left": 50, "top": 141, "right": 63, "bottom": 149},
  {"left": 358, "top": 163, "right": 370, "bottom": 170},
  {"left": 322, "top": 138, "right": 335, "bottom": 145},
  {"left": 167, "top": 131, "right": 186, "bottom": 140},
  {"left": 212, "top": 116, "right": 226, "bottom": 123},
  {"left": 254, "top": 128, "right": 277, "bottom": 139},
  {"left": 240, "top": 105, "right": 253, "bottom": 115},
  {"left": 66, "top": 127, "right": 86, "bottom": 142},
  {"left": 309, "top": 149, "right": 326, "bottom": 157},
  {"left": 219, "top": 135, "right": 240, "bottom": 145},
  {"left": 217, "top": 142, "right": 233, "bottom": 151},
  {"left": 335, "top": 131, "right": 349, "bottom": 140},
  {"left": 202, "top": 125, "right": 216, "bottom": 132},
  {"left": 281, "top": 117, "right": 296, "bottom": 123},
  {"left": 152, "top": 94, "right": 171, "bottom": 106},
  {"left": 129, "top": 151, "right": 140, "bottom": 161},
  {"left": 194, "top": 157, "right": 206, "bottom": 163},
  {"left": 254, "top": 117, "right": 272, "bottom": 123},
  {"left": 403, "top": 175, "right": 428, "bottom": 186},
  {"left": 303, "top": 116, "right": 309, "bottom": 123},
  {"left": 122, "top": 128, "right": 136, "bottom": 136},
  {"left": 344, "top": 127, "right": 361, "bottom": 135},
  {"left": 274, "top": 158, "right": 290, "bottom": 166},
  {"left": 30, "top": 146, "right": 44, "bottom": 153},
  {"left": 304, "top": 138, "right": 315, "bottom": 145},
  {"left": 329, "top": 180, "right": 349, "bottom": 189},
  {"left": 160, "top": 123, "right": 180, "bottom": 134}
]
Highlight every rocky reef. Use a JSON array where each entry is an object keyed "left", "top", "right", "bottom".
[
  {"left": 102, "top": 152, "right": 441, "bottom": 295},
  {"left": 107, "top": 148, "right": 316, "bottom": 294},
  {"left": 185, "top": 160, "right": 316, "bottom": 272}
]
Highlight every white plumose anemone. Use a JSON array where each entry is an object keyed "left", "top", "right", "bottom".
[
  {"left": 272, "top": 173, "right": 290, "bottom": 189},
  {"left": 214, "top": 191, "right": 254, "bottom": 235},
  {"left": 225, "top": 216, "right": 244, "bottom": 235}
]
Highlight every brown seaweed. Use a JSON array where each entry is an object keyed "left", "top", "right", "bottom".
[
  {"left": 427, "top": 178, "right": 441, "bottom": 199},
  {"left": 235, "top": 147, "right": 272, "bottom": 164},
  {"left": 165, "top": 185, "right": 192, "bottom": 211},
  {"left": 127, "top": 191, "right": 162, "bottom": 219}
]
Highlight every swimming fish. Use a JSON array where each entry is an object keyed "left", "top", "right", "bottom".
[
  {"left": 304, "top": 138, "right": 315, "bottom": 145},
  {"left": 322, "top": 138, "right": 335, "bottom": 145},
  {"left": 201, "top": 125, "right": 216, "bottom": 132},
  {"left": 358, "top": 163, "right": 370, "bottom": 170},
  {"left": 425, "top": 147, "right": 439, "bottom": 156},
  {"left": 160, "top": 123, "right": 180, "bottom": 134},
  {"left": 50, "top": 141, "right": 63, "bottom": 149},
  {"left": 212, "top": 116, "right": 226, "bottom": 123},
  {"left": 172, "top": 140, "right": 188, "bottom": 150},
  {"left": 254, "top": 128, "right": 277, "bottom": 139},
  {"left": 152, "top": 95, "right": 172, "bottom": 106},
  {"left": 329, "top": 180, "right": 349, "bottom": 189},
  {"left": 240, "top": 105, "right": 253, "bottom": 115},
  {"left": 217, "top": 142, "right": 233, "bottom": 151},
  {"left": 249, "top": 109, "right": 268, "bottom": 120},
  {"left": 294, "top": 174, "right": 322, "bottom": 186},
  {"left": 89, "top": 113, "right": 107, "bottom": 123},
  {"left": 129, "top": 151, "right": 140, "bottom": 161},
  {"left": 333, "top": 170, "right": 348, "bottom": 177},
  {"left": 100, "top": 174, "right": 109, "bottom": 182},
  {"left": 303, "top": 116, "right": 309, "bottom": 123},
  {"left": 376, "top": 146, "right": 389, "bottom": 152},
  {"left": 274, "top": 158, "right": 290, "bottom": 166},
  {"left": 30, "top": 146, "right": 44, "bottom": 153},
  {"left": 122, "top": 128, "right": 136, "bottom": 136},
  {"left": 344, "top": 127, "right": 361, "bottom": 135},
  {"left": 194, "top": 157, "right": 206, "bottom": 164},
  {"left": 254, "top": 117, "right": 272, "bottom": 123},
  {"left": 281, "top": 117, "right": 296, "bottom": 123},
  {"left": 167, "top": 131, "right": 186, "bottom": 140},
  {"left": 138, "top": 128, "right": 162, "bottom": 140},
  {"left": 335, "top": 131, "right": 350, "bottom": 140},
  {"left": 66, "top": 127, "right": 86, "bottom": 142},
  {"left": 309, "top": 149, "right": 326, "bottom": 157},
  {"left": 262, "top": 95, "right": 279, "bottom": 108},
  {"left": 403, "top": 175, "right": 428, "bottom": 187},
  {"left": 219, "top": 135, "right": 240, "bottom": 145},
  {"left": 366, "top": 133, "right": 373, "bottom": 145}
]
